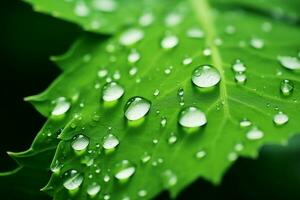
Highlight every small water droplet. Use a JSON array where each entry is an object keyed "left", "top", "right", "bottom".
[
  {"left": 63, "top": 169, "right": 84, "bottom": 190},
  {"left": 104, "top": 194, "right": 111, "bottom": 200},
  {"left": 240, "top": 119, "right": 252, "bottom": 127},
  {"left": 92, "top": 0, "right": 117, "bottom": 12},
  {"left": 273, "top": 112, "right": 289, "bottom": 126},
  {"left": 195, "top": 150, "right": 206, "bottom": 159},
  {"left": 186, "top": 27, "right": 204, "bottom": 39},
  {"left": 87, "top": 182, "right": 101, "bottom": 197},
  {"left": 153, "top": 89, "right": 160, "bottom": 96},
  {"left": 114, "top": 160, "right": 136, "bottom": 181},
  {"left": 119, "top": 29, "right": 144, "bottom": 46},
  {"left": 161, "top": 35, "right": 179, "bottom": 49},
  {"left": 250, "top": 38, "right": 264, "bottom": 49},
  {"left": 129, "top": 67, "right": 138, "bottom": 76},
  {"left": 98, "top": 69, "right": 108, "bottom": 78},
  {"left": 103, "top": 175, "right": 110, "bottom": 182},
  {"left": 234, "top": 72, "right": 247, "bottom": 84},
  {"left": 141, "top": 152, "right": 151, "bottom": 163},
  {"left": 102, "top": 82, "right": 124, "bottom": 102},
  {"left": 124, "top": 97, "right": 151, "bottom": 121},
  {"left": 71, "top": 134, "right": 89, "bottom": 151},
  {"left": 160, "top": 117, "right": 167, "bottom": 127},
  {"left": 280, "top": 79, "right": 294, "bottom": 96},
  {"left": 162, "top": 170, "right": 177, "bottom": 187},
  {"left": 192, "top": 65, "right": 221, "bottom": 88},
  {"left": 232, "top": 60, "right": 246, "bottom": 72},
  {"left": 168, "top": 134, "right": 177, "bottom": 145},
  {"left": 179, "top": 107, "right": 207, "bottom": 128},
  {"left": 139, "top": 12, "right": 154, "bottom": 26},
  {"left": 128, "top": 49, "right": 140, "bottom": 63},
  {"left": 164, "top": 66, "right": 173, "bottom": 75},
  {"left": 165, "top": 12, "right": 182, "bottom": 27},
  {"left": 51, "top": 97, "right": 71, "bottom": 116},
  {"left": 277, "top": 56, "right": 300, "bottom": 70},
  {"left": 103, "top": 134, "right": 119, "bottom": 150},
  {"left": 138, "top": 190, "right": 147, "bottom": 197},
  {"left": 234, "top": 143, "right": 244, "bottom": 151},
  {"left": 225, "top": 25, "right": 236, "bottom": 34},
  {"left": 246, "top": 127, "right": 264, "bottom": 140},
  {"left": 74, "top": 1, "right": 90, "bottom": 17},
  {"left": 228, "top": 152, "right": 238, "bottom": 161},
  {"left": 203, "top": 48, "right": 211, "bottom": 56},
  {"left": 182, "top": 57, "right": 193, "bottom": 65}
]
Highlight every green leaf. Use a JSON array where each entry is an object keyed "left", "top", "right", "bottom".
[{"left": 12, "top": 0, "right": 300, "bottom": 199}]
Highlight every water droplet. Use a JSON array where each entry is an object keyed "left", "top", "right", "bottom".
[
  {"left": 87, "top": 182, "right": 101, "bottom": 197},
  {"left": 186, "top": 27, "right": 204, "bottom": 39},
  {"left": 246, "top": 127, "right": 264, "bottom": 140},
  {"left": 240, "top": 119, "right": 251, "bottom": 127},
  {"left": 139, "top": 12, "right": 154, "bottom": 27},
  {"left": 103, "top": 175, "right": 110, "bottom": 182},
  {"left": 162, "top": 170, "right": 177, "bottom": 187},
  {"left": 160, "top": 117, "right": 167, "bottom": 127},
  {"left": 124, "top": 97, "right": 151, "bottom": 121},
  {"left": 228, "top": 152, "right": 238, "bottom": 161},
  {"left": 119, "top": 29, "right": 144, "bottom": 46},
  {"left": 165, "top": 12, "right": 182, "bottom": 27},
  {"left": 63, "top": 170, "right": 84, "bottom": 190},
  {"left": 234, "top": 72, "right": 247, "bottom": 84},
  {"left": 168, "top": 134, "right": 177, "bottom": 145},
  {"left": 104, "top": 194, "right": 111, "bottom": 200},
  {"left": 234, "top": 143, "right": 244, "bottom": 151},
  {"left": 280, "top": 79, "right": 294, "bottom": 96},
  {"left": 262, "top": 22, "right": 272, "bottom": 32},
  {"left": 192, "top": 65, "right": 221, "bottom": 88},
  {"left": 128, "top": 49, "right": 140, "bottom": 63},
  {"left": 138, "top": 190, "right": 147, "bottom": 197},
  {"left": 102, "top": 82, "right": 124, "bottom": 102},
  {"left": 273, "top": 112, "right": 289, "bottom": 126},
  {"left": 277, "top": 56, "right": 300, "bottom": 70},
  {"left": 141, "top": 152, "right": 151, "bottom": 163},
  {"left": 153, "top": 89, "right": 160, "bottom": 96},
  {"left": 250, "top": 38, "right": 264, "bottom": 49},
  {"left": 92, "top": 0, "right": 117, "bottom": 12},
  {"left": 114, "top": 160, "right": 136, "bottom": 181},
  {"left": 129, "top": 67, "right": 138, "bottom": 76},
  {"left": 98, "top": 69, "right": 108, "bottom": 78},
  {"left": 74, "top": 1, "right": 90, "bottom": 17},
  {"left": 182, "top": 57, "right": 193, "bottom": 65},
  {"left": 161, "top": 35, "right": 179, "bottom": 49},
  {"left": 225, "top": 25, "right": 236, "bottom": 34},
  {"left": 51, "top": 97, "right": 71, "bottom": 116},
  {"left": 203, "top": 48, "right": 211, "bottom": 56},
  {"left": 195, "top": 150, "right": 206, "bottom": 159},
  {"left": 164, "top": 66, "right": 173, "bottom": 75},
  {"left": 103, "top": 134, "right": 119, "bottom": 150},
  {"left": 179, "top": 107, "right": 207, "bottom": 128},
  {"left": 71, "top": 134, "right": 89, "bottom": 151},
  {"left": 152, "top": 139, "right": 159, "bottom": 145},
  {"left": 232, "top": 60, "right": 246, "bottom": 72}
]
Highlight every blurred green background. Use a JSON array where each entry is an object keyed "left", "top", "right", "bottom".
[{"left": 0, "top": 0, "right": 299, "bottom": 199}]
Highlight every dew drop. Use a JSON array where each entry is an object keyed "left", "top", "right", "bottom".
[
  {"left": 128, "top": 49, "right": 140, "bottom": 63},
  {"left": 195, "top": 150, "right": 206, "bottom": 159},
  {"left": 124, "top": 97, "right": 151, "bottom": 121},
  {"left": 141, "top": 152, "right": 151, "bottom": 163},
  {"left": 119, "top": 28, "right": 144, "bottom": 46},
  {"left": 277, "top": 56, "right": 300, "bottom": 70},
  {"left": 240, "top": 119, "right": 252, "bottom": 127},
  {"left": 71, "top": 134, "right": 89, "bottom": 151},
  {"left": 139, "top": 12, "right": 154, "bottom": 27},
  {"left": 51, "top": 97, "right": 71, "bottom": 116},
  {"left": 228, "top": 152, "right": 238, "bottom": 162},
  {"left": 273, "top": 112, "right": 289, "bottom": 126},
  {"left": 74, "top": 1, "right": 90, "bottom": 17},
  {"left": 114, "top": 160, "right": 136, "bottom": 181},
  {"left": 250, "top": 38, "right": 264, "bottom": 49},
  {"left": 186, "top": 27, "right": 204, "bottom": 39},
  {"left": 102, "top": 82, "right": 124, "bottom": 102},
  {"left": 63, "top": 170, "right": 84, "bottom": 190},
  {"left": 161, "top": 35, "right": 179, "bottom": 49},
  {"left": 92, "top": 0, "right": 117, "bottom": 12},
  {"left": 162, "top": 170, "right": 177, "bottom": 187},
  {"left": 234, "top": 143, "right": 244, "bottom": 151},
  {"left": 87, "top": 182, "right": 101, "bottom": 197},
  {"left": 280, "top": 79, "right": 294, "bottom": 96},
  {"left": 192, "top": 65, "right": 221, "bottom": 88},
  {"left": 203, "top": 48, "right": 211, "bottom": 56},
  {"left": 102, "top": 134, "right": 119, "bottom": 150},
  {"left": 98, "top": 69, "right": 108, "bottom": 78},
  {"left": 179, "top": 107, "right": 207, "bottom": 128},
  {"left": 165, "top": 12, "right": 182, "bottom": 27},
  {"left": 153, "top": 89, "right": 160, "bottom": 96},
  {"left": 182, "top": 57, "right": 193, "bottom": 65},
  {"left": 246, "top": 127, "right": 264, "bottom": 140},
  {"left": 232, "top": 60, "right": 246, "bottom": 72},
  {"left": 138, "top": 190, "right": 147, "bottom": 197},
  {"left": 234, "top": 72, "right": 247, "bottom": 84},
  {"left": 168, "top": 134, "right": 177, "bottom": 145},
  {"left": 129, "top": 67, "right": 138, "bottom": 76},
  {"left": 160, "top": 117, "right": 167, "bottom": 127}
]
